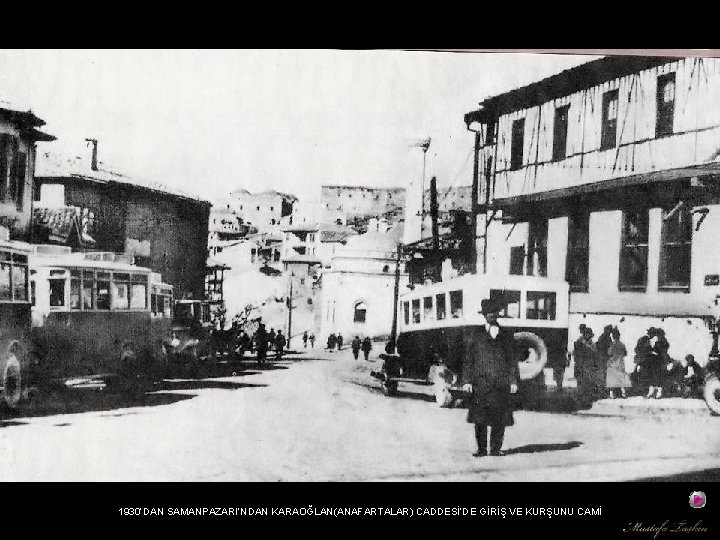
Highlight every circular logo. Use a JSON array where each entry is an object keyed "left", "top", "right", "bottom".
[{"left": 689, "top": 491, "right": 706, "bottom": 509}]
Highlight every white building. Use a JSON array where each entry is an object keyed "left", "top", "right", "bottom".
[
  {"left": 228, "top": 189, "right": 296, "bottom": 230},
  {"left": 320, "top": 221, "right": 406, "bottom": 344},
  {"left": 467, "top": 55, "right": 720, "bottom": 364}
]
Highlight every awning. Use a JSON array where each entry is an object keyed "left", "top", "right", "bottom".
[{"left": 492, "top": 162, "right": 720, "bottom": 209}]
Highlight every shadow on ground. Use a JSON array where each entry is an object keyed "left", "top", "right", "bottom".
[
  {"left": 157, "top": 380, "right": 268, "bottom": 391},
  {"left": 630, "top": 467, "right": 720, "bottom": 482},
  {"left": 504, "top": 441, "right": 583, "bottom": 455}
]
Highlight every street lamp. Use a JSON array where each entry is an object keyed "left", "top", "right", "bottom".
[{"left": 410, "top": 137, "right": 432, "bottom": 219}]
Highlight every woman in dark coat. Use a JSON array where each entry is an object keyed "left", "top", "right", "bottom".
[
  {"left": 461, "top": 299, "right": 519, "bottom": 457},
  {"left": 633, "top": 334, "right": 654, "bottom": 395}
]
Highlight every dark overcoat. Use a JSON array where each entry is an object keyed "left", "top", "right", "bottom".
[{"left": 461, "top": 325, "right": 519, "bottom": 426}]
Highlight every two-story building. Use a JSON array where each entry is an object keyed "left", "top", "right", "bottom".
[
  {"left": 34, "top": 150, "right": 211, "bottom": 300},
  {"left": 0, "top": 105, "right": 55, "bottom": 241},
  {"left": 229, "top": 189, "right": 296, "bottom": 230},
  {"left": 466, "top": 55, "right": 720, "bottom": 364}
]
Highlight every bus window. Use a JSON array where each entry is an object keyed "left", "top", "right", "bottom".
[
  {"left": 49, "top": 278, "right": 66, "bottom": 307},
  {"left": 82, "top": 278, "right": 94, "bottom": 309},
  {"left": 96, "top": 273, "right": 111, "bottom": 310},
  {"left": 112, "top": 275, "right": 130, "bottom": 309},
  {"left": 490, "top": 289, "right": 521, "bottom": 318},
  {"left": 151, "top": 292, "right": 159, "bottom": 315},
  {"left": 0, "top": 260, "right": 11, "bottom": 300},
  {"left": 411, "top": 299, "right": 421, "bottom": 324},
  {"left": 526, "top": 291, "right": 556, "bottom": 320},
  {"left": 130, "top": 283, "right": 147, "bottom": 309},
  {"left": 12, "top": 262, "right": 27, "bottom": 301},
  {"left": 449, "top": 290, "right": 463, "bottom": 318},
  {"left": 423, "top": 296, "right": 434, "bottom": 321},
  {"left": 70, "top": 278, "right": 81, "bottom": 309},
  {"left": 31, "top": 280, "right": 36, "bottom": 306},
  {"left": 436, "top": 293, "right": 446, "bottom": 320},
  {"left": 403, "top": 301, "right": 409, "bottom": 325},
  {"left": 163, "top": 296, "right": 172, "bottom": 318}
]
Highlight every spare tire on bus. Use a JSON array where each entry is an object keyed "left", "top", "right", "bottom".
[
  {"left": 513, "top": 331, "right": 548, "bottom": 381},
  {"left": 704, "top": 374, "right": 720, "bottom": 416},
  {"left": 2, "top": 353, "right": 22, "bottom": 409}
]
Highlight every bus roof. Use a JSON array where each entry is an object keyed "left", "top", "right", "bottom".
[
  {"left": 30, "top": 252, "right": 153, "bottom": 274},
  {"left": 400, "top": 273, "right": 569, "bottom": 300},
  {"left": 0, "top": 239, "right": 33, "bottom": 253}
]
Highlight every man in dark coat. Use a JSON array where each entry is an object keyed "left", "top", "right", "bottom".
[
  {"left": 595, "top": 325, "right": 613, "bottom": 399},
  {"left": 351, "top": 336, "right": 362, "bottom": 360},
  {"left": 255, "top": 324, "right": 268, "bottom": 366},
  {"left": 337, "top": 334, "right": 344, "bottom": 350},
  {"left": 274, "top": 330, "right": 287, "bottom": 360},
  {"left": 361, "top": 337, "right": 373, "bottom": 361},
  {"left": 461, "top": 298, "right": 519, "bottom": 457},
  {"left": 573, "top": 325, "right": 596, "bottom": 408}
]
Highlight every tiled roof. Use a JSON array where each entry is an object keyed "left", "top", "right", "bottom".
[
  {"left": 35, "top": 151, "right": 211, "bottom": 205},
  {"left": 32, "top": 206, "right": 95, "bottom": 246}
]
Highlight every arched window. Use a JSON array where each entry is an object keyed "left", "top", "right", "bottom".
[{"left": 353, "top": 301, "right": 367, "bottom": 323}]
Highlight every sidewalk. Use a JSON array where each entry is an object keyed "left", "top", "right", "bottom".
[{"left": 577, "top": 395, "right": 712, "bottom": 417}]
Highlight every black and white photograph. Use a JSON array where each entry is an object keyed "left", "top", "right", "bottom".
[{"left": 0, "top": 49, "right": 719, "bottom": 489}]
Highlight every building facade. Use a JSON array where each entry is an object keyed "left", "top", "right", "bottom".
[
  {"left": 0, "top": 107, "right": 55, "bottom": 241},
  {"left": 35, "top": 151, "right": 211, "bottom": 300},
  {"left": 467, "top": 55, "right": 720, "bottom": 364},
  {"left": 320, "top": 222, "right": 406, "bottom": 344}
]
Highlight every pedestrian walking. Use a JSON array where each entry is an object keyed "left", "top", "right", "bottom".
[
  {"left": 573, "top": 324, "right": 596, "bottom": 408},
  {"left": 268, "top": 328, "right": 276, "bottom": 349},
  {"left": 309, "top": 333, "right": 315, "bottom": 348},
  {"left": 303, "top": 331, "right": 308, "bottom": 348},
  {"left": 361, "top": 337, "right": 372, "bottom": 361},
  {"left": 633, "top": 334, "right": 654, "bottom": 395},
  {"left": 605, "top": 327, "right": 630, "bottom": 398},
  {"left": 327, "top": 333, "right": 337, "bottom": 351},
  {"left": 351, "top": 336, "right": 361, "bottom": 360},
  {"left": 461, "top": 298, "right": 518, "bottom": 457},
  {"left": 645, "top": 327, "right": 668, "bottom": 399},
  {"left": 274, "top": 330, "right": 287, "bottom": 360},
  {"left": 595, "top": 325, "right": 613, "bottom": 399},
  {"left": 255, "top": 324, "right": 268, "bottom": 366},
  {"left": 336, "top": 334, "right": 344, "bottom": 351}
]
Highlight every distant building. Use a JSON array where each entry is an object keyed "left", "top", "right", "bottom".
[
  {"left": 208, "top": 206, "right": 252, "bottom": 256},
  {"left": 34, "top": 149, "right": 211, "bottom": 300},
  {"left": 0, "top": 105, "right": 55, "bottom": 241},
  {"left": 229, "top": 189, "right": 296, "bottom": 230},
  {"left": 280, "top": 199, "right": 345, "bottom": 227},
  {"left": 321, "top": 185, "right": 405, "bottom": 223},
  {"left": 320, "top": 221, "right": 406, "bottom": 343}
]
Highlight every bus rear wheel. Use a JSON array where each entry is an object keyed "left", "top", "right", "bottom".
[
  {"left": 704, "top": 375, "right": 720, "bottom": 416},
  {"left": 2, "top": 354, "right": 22, "bottom": 409}
]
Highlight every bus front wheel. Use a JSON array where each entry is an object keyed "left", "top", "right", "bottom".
[
  {"left": 513, "top": 332, "right": 548, "bottom": 381},
  {"left": 2, "top": 354, "right": 22, "bottom": 409}
]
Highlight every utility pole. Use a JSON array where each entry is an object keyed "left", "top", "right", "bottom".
[
  {"left": 470, "top": 130, "right": 480, "bottom": 274},
  {"left": 286, "top": 278, "right": 293, "bottom": 350},
  {"left": 387, "top": 243, "right": 403, "bottom": 354}
]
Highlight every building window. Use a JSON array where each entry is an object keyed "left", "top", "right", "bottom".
[
  {"left": 619, "top": 209, "right": 649, "bottom": 290},
  {"left": 353, "top": 301, "right": 367, "bottom": 323},
  {"left": 601, "top": 89, "right": 619, "bottom": 150},
  {"left": 527, "top": 220, "right": 548, "bottom": 277},
  {"left": 656, "top": 72, "right": 676, "bottom": 137},
  {"left": 566, "top": 212, "right": 590, "bottom": 292},
  {"left": 509, "top": 246, "right": 525, "bottom": 276},
  {"left": 403, "top": 301, "right": 409, "bottom": 325},
  {"left": 659, "top": 204, "right": 691, "bottom": 291},
  {"left": 552, "top": 105, "right": 570, "bottom": 162},
  {"left": 510, "top": 118, "right": 525, "bottom": 170}
]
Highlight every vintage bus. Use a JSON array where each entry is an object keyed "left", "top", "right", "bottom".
[
  {"left": 376, "top": 273, "right": 570, "bottom": 406},
  {"left": 0, "top": 236, "right": 32, "bottom": 409},
  {"left": 29, "top": 247, "right": 174, "bottom": 392}
]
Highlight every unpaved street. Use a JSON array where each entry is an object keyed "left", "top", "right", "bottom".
[{"left": 1, "top": 351, "right": 719, "bottom": 481}]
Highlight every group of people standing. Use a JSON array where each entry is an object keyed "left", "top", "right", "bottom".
[
  {"left": 251, "top": 323, "right": 287, "bottom": 365},
  {"left": 573, "top": 324, "right": 704, "bottom": 406}
]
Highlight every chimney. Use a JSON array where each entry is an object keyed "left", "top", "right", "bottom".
[{"left": 85, "top": 138, "right": 98, "bottom": 171}]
